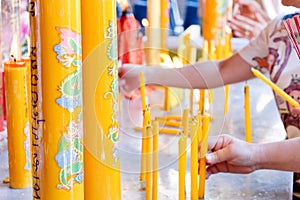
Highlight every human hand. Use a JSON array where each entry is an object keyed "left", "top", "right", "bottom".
[
  {"left": 205, "top": 135, "right": 258, "bottom": 178},
  {"left": 118, "top": 64, "right": 144, "bottom": 97},
  {"left": 229, "top": 0, "right": 270, "bottom": 39}
]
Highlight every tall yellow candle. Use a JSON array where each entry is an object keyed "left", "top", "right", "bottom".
[
  {"left": 178, "top": 136, "right": 187, "bottom": 200},
  {"left": 244, "top": 84, "right": 252, "bottom": 143},
  {"left": 190, "top": 121, "right": 198, "bottom": 200},
  {"left": 140, "top": 71, "right": 147, "bottom": 111},
  {"left": 224, "top": 85, "right": 230, "bottom": 114},
  {"left": 251, "top": 68, "right": 300, "bottom": 107},
  {"left": 146, "top": 0, "right": 161, "bottom": 65},
  {"left": 146, "top": 125, "right": 153, "bottom": 200},
  {"left": 203, "top": 0, "right": 218, "bottom": 41},
  {"left": 160, "top": 0, "right": 169, "bottom": 51},
  {"left": 40, "top": 0, "right": 84, "bottom": 199},
  {"left": 163, "top": 87, "right": 170, "bottom": 111},
  {"left": 29, "top": 0, "right": 43, "bottom": 198},
  {"left": 141, "top": 107, "right": 152, "bottom": 183},
  {"left": 181, "top": 108, "right": 189, "bottom": 136},
  {"left": 199, "top": 114, "right": 210, "bottom": 199},
  {"left": 82, "top": 1, "right": 121, "bottom": 199},
  {"left": 4, "top": 60, "right": 31, "bottom": 189},
  {"left": 152, "top": 121, "right": 159, "bottom": 200},
  {"left": 199, "top": 89, "right": 205, "bottom": 114}
]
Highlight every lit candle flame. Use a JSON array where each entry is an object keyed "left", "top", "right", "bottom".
[{"left": 10, "top": 33, "right": 22, "bottom": 61}]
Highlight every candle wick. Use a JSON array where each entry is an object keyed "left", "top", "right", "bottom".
[{"left": 10, "top": 55, "right": 16, "bottom": 62}]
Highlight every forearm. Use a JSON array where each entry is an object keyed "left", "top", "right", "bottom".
[
  {"left": 144, "top": 60, "right": 222, "bottom": 89},
  {"left": 144, "top": 53, "right": 254, "bottom": 89},
  {"left": 255, "top": 137, "right": 300, "bottom": 172}
]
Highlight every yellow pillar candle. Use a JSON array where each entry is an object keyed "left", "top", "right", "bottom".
[
  {"left": 224, "top": 85, "right": 230, "bottom": 114},
  {"left": 160, "top": 0, "right": 169, "bottom": 51},
  {"left": 21, "top": 57, "right": 32, "bottom": 143},
  {"left": 82, "top": 1, "right": 120, "bottom": 200},
  {"left": 4, "top": 60, "right": 31, "bottom": 189},
  {"left": 199, "top": 114, "right": 210, "bottom": 199},
  {"left": 146, "top": 125, "right": 153, "bottom": 200},
  {"left": 190, "top": 121, "right": 198, "bottom": 200},
  {"left": 146, "top": 0, "right": 161, "bottom": 65},
  {"left": 39, "top": 0, "right": 84, "bottom": 198},
  {"left": 244, "top": 84, "right": 252, "bottom": 143},
  {"left": 152, "top": 121, "right": 159, "bottom": 200},
  {"left": 251, "top": 68, "right": 300, "bottom": 107},
  {"left": 178, "top": 136, "right": 187, "bottom": 200}
]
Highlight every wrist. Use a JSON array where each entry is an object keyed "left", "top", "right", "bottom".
[{"left": 251, "top": 143, "right": 265, "bottom": 170}]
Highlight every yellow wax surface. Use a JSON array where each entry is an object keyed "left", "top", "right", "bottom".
[
  {"left": 251, "top": 68, "right": 299, "bottom": 108},
  {"left": 244, "top": 84, "right": 252, "bottom": 143},
  {"left": 178, "top": 136, "right": 187, "bottom": 200},
  {"left": 4, "top": 61, "right": 31, "bottom": 189},
  {"left": 190, "top": 122, "right": 198, "bottom": 200}
]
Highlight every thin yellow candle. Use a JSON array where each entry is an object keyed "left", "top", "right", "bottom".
[
  {"left": 178, "top": 136, "right": 187, "bottom": 200},
  {"left": 190, "top": 89, "right": 194, "bottom": 114},
  {"left": 159, "top": 120, "right": 181, "bottom": 128},
  {"left": 82, "top": 0, "right": 120, "bottom": 199},
  {"left": 29, "top": 0, "right": 43, "bottom": 197},
  {"left": 141, "top": 107, "right": 152, "bottom": 183},
  {"left": 163, "top": 87, "right": 170, "bottom": 111},
  {"left": 190, "top": 121, "right": 198, "bottom": 200},
  {"left": 208, "top": 89, "right": 214, "bottom": 104},
  {"left": 251, "top": 68, "right": 300, "bottom": 107},
  {"left": 146, "top": 125, "right": 153, "bottom": 200},
  {"left": 4, "top": 60, "right": 31, "bottom": 188},
  {"left": 244, "top": 84, "right": 252, "bottom": 143},
  {"left": 156, "top": 115, "right": 182, "bottom": 121},
  {"left": 199, "top": 89, "right": 205, "bottom": 114},
  {"left": 40, "top": 0, "right": 84, "bottom": 198},
  {"left": 135, "top": 126, "right": 180, "bottom": 135},
  {"left": 224, "top": 85, "right": 230, "bottom": 114},
  {"left": 182, "top": 108, "right": 189, "bottom": 136},
  {"left": 208, "top": 40, "right": 216, "bottom": 60},
  {"left": 140, "top": 71, "right": 147, "bottom": 110},
  {"left": 224, "top": 27, "right": 233, "bottom": 58},
  {"left": 216, "top": 37, "right": 223, "bottom": 60},
  {"left": 199, "top": 114, "right": 210, "bottom": 199},
  {"left": 152, "top": 120, "right": 159, "bottom": 200}
]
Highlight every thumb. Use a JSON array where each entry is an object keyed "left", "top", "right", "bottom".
[{"left": 206, "top": 148, "right": 232, "bottom": 165}]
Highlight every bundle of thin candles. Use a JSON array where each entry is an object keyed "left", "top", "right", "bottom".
[{"left": 283, "top": 14, "right": 300, "bottom": 58}]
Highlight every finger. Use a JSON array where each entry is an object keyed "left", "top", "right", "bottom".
[
  {"left": 207, "top": 136, "right": 218, "bottom": 151},
  {"left": 206, "top": 147, "right": 233, "bottom": 165}
]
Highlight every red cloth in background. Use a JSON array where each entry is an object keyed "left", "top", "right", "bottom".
[{"left": 118, "top": 12, "right": 144, "bottom": 65}]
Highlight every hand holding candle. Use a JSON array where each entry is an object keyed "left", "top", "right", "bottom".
[{"left": 251, "top": 68, "right": 300, "bottom": 108}]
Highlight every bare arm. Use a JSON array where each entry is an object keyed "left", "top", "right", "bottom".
[
  {"left": 119, "top": 53, "right": 255, "bottom": 93},
  {"left": 206, "top": 135, "right": 300, "bottom": 177}
]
